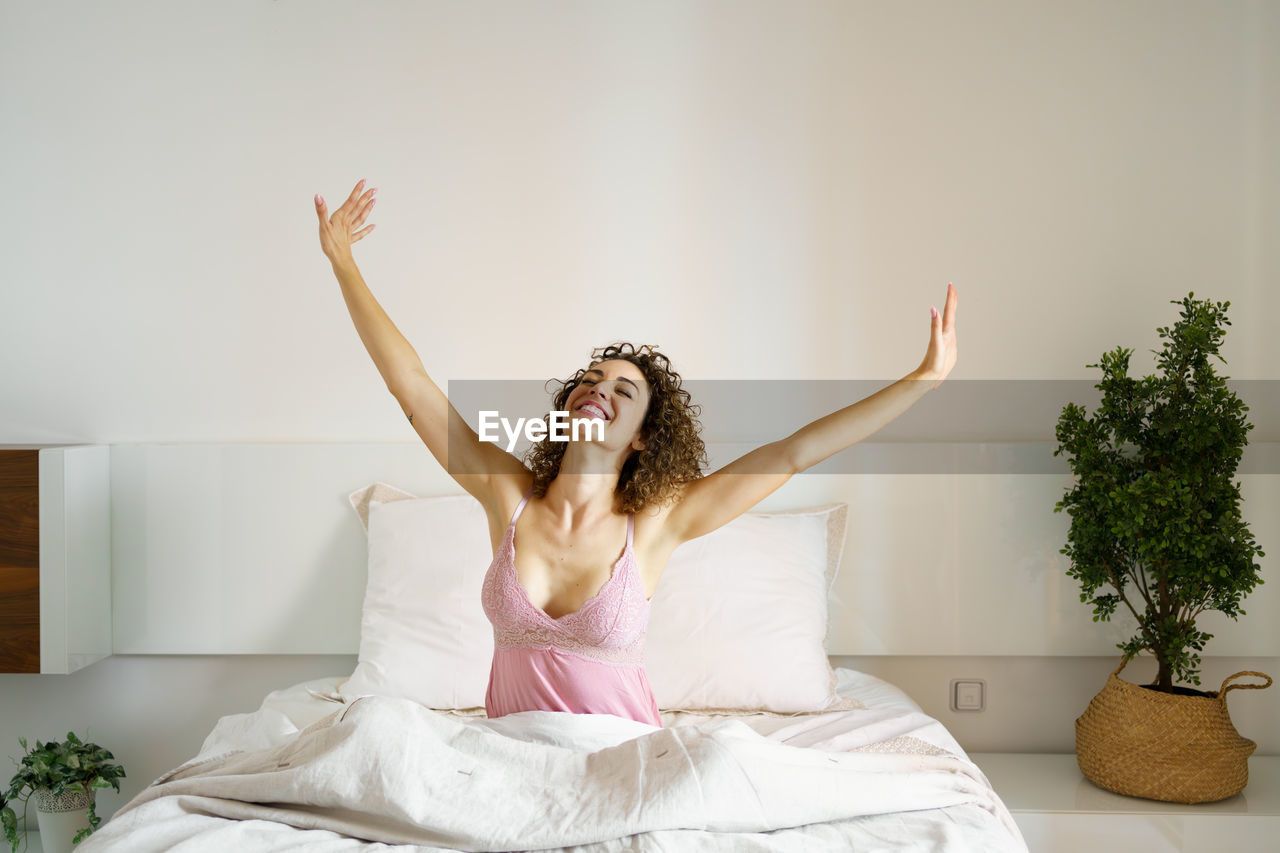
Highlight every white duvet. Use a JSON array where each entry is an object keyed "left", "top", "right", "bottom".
[{"left": 78, "top": 672, "right": 1028, "bottom": 852}]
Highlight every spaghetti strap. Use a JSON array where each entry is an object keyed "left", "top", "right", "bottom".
[
  {"left": 510, "top": 487, "right": 534, "bottom": 527},
  {"left": 626, "top": 513, "right": 634, "bottom": 550}
]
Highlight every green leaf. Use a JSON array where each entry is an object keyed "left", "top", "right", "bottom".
[
  {"left": 3, "top": 732, "right": 126, "bottom": 817},
  {"left": 1057, "top": 290, "right": 1264, "bottom": 690}
]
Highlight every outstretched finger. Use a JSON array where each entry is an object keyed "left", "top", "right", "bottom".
[
  {"left": 945, "top": 281, "right": 958, "bottom": 327},
  {"left": 314, "top": 194, "right": 328, "bottom": 220},
  {"left": 352, "top": 223, "right": 376, "bottom": 242},
  {"left": 343, "top": 179, "right": 366, "bottom": 209}
]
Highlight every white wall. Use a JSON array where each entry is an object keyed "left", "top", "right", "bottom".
[
  {"left": 2, "top": 0, "right": 1278, "bottom": 827},
  {"left": 2, "top": 0, "right": 1275, "bottom": 438}
]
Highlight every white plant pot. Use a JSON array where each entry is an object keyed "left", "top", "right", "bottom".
[{"left": 32, "top": 787, "right": 94, "bottom": 853}]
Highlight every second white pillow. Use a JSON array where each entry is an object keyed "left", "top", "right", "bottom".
[{"left": 647, "top": 505, "right": 847, "bottom": 712}]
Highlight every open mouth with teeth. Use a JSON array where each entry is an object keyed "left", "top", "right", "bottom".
[{"left": 575, "top": 402, "right": 610, "bottom": 421}]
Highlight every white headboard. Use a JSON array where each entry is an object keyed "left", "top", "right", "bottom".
[{"left": 108, "top": 443, "right": 1279, "bottom": 657}]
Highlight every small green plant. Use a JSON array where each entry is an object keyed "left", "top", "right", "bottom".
[
  {"left": 1053, "top": 292, "right": 1265, "bottom": 692},
  {"left": 0, "top": 793, "right": 12, "bottom": 850},
  {"left": 3, "top": 732, "right": 125, "bottom": 852}
]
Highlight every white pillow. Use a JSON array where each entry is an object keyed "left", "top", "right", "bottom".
[
  {"left": 647, "top": 505, "right": 848, "bottom": 712},
  {"left": 341, "top": 483, "right": 847, "bottom": 714},
  {"left": 340, "top": 488, "right": 494, "bottom": 710}
]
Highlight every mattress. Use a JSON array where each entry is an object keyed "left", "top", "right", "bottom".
[{"left": 78, "top": 668, "right": 1028, "bottom": 852}]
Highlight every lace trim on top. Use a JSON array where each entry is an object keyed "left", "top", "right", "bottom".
[{"left": 481, "top": 494, "right": 650, "bottom": 666}]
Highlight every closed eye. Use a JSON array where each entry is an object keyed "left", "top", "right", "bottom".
[{"left": 582, "top": 378, "right": 632, "bottom": 398}]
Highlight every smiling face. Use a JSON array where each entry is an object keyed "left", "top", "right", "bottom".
[
  {"left": 525, "top": 342, "right": 706, "bottom": 512},
  {"left": 564, "top": 359, "right": 651, "bottom": 454}
]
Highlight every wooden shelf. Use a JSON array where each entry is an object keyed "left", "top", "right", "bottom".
[
  {"left": 0, "top": 446, "right": 111, "bottom": 674},
  {"left": 970, "top": 753, "right": 1279, "bottom": 852}
]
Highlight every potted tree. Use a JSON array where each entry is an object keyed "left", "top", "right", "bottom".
[
  {"left": 1053, "top": 291, "right": 1271, "bottom": 804},
  {"left": 3, "top": 732, "right": 125, "bottom": 853}
]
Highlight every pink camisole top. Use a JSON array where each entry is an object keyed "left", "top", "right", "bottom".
[{"left": 480, "top": 489, "right": 662, "bottom": 727}]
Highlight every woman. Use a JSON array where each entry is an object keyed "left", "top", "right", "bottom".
[{"left": 315, "top": 179, "right": 958, "bottom": 728}]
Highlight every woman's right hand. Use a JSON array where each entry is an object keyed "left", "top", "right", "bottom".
[{"left": 315, "top": 179, "right": 377, "bottom": 264}]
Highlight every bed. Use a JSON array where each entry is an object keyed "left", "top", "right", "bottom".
[{"left": 78, "top": 485, "right": 1028, "bottom": 852}]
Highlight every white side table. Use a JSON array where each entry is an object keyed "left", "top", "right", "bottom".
[{"left": 970, "top": 753, "right": 1280, "bottom": 852}]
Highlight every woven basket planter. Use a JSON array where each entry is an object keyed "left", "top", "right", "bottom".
[{"left": 1075, "top": 657, "right": 1272, "bottom": 804}]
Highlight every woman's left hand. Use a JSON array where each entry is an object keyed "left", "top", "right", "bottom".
[{"left": 916, "top": 282, "right": 958, "bottom": 390}]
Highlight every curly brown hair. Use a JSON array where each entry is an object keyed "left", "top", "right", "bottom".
[{"left": 523, "top": 342, "right": 707, "bottom": 514}]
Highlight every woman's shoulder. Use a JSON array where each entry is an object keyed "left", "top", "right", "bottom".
[
  {"left": 480, "top": 472, "right": 536, "bottom": 538},
  {"left": 629, "top": 481, "right": 692, "bottom": 544}
]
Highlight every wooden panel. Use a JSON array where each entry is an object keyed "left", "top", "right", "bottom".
[{"left": 0, "top": 449, "right": 39, "bottom": 672}]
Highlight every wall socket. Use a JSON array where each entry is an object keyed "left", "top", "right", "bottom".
[{"left": 950, "top": 678, "right": 986, "bottom": 712}]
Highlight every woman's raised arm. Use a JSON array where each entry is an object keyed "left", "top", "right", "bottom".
[
  {"left": 315, "top": 181, "right": 527, "bottom": 503},
  {"left": 662, "top": 283, "right": 959, "bottom": 545},
  {"left": 316, "top": 181, "right": 419, "bottom": 392}
]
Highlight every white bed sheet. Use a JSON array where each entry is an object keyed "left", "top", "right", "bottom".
[
  {"left": 195, "top": 668, "right": 938, "bottom": 761},
  {"left": 81, "top": 668, "right": 1026, "bottom": 852}
]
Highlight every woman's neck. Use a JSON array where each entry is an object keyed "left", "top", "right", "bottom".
[{"left": 542, "top": 442, "right": 631, "bottom": 523}]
